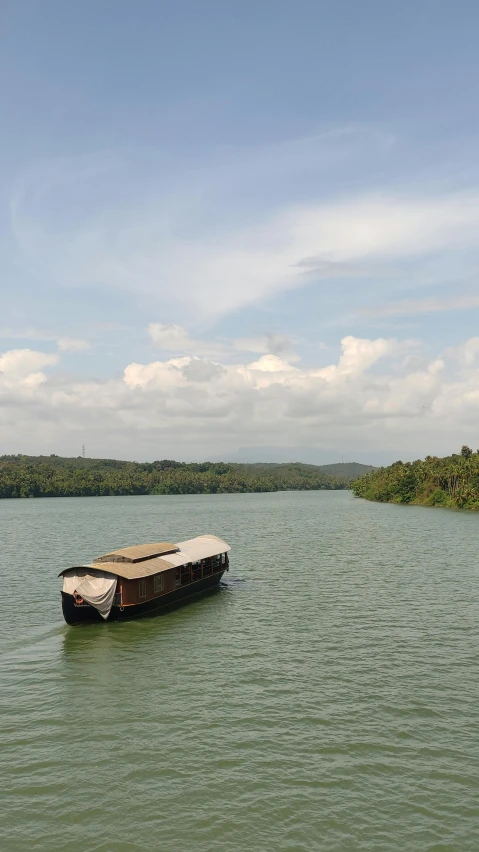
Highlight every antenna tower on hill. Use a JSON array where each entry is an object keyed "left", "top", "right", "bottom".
[{"left": 82, "top": 445, "right": 85, "bottom": 458}]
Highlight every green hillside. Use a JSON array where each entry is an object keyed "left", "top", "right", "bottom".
[
  {"left": 352, "top": 447, "right": 479, "bottom": 510},
  {"left": 0, "top": 454, "right": 357, "bottom": 498}
]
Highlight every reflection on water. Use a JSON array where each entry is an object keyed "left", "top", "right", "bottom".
[{"left": 1, "top": 491, "right": 479, "bottom": 852}]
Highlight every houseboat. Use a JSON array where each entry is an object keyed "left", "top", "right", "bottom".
[{"left": 59, "top": 534, "right": 230, "bottom": 624}]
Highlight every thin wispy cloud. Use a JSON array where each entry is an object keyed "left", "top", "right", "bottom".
[
  {"left": 361, "top": 293, "right": 479, "bottom": 319},
  {"left": 11, "top": 173, "right": 479, "bottom": 322},
  {"left": 148, "top": 324, "right": 300, "bottom": 361},
  {"left": 0, "top": 328, "right": 91, "bottom": 351},
  {"left": 57, "top": 337, "right": 91, "bottom": 352}
]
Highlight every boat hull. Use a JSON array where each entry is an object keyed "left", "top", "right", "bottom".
[{"left": 61, "top": 570, "right": 225, "bottom": 625}]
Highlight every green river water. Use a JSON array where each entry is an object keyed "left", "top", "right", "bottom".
[{"left": 1, "top": 490, "right": 478, "bottom": 851}]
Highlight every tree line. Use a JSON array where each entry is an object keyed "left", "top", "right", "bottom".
[
  {"left": 352, "top": 446, "right": 479, "bottom": 510},
  {"left": 0, "top": 455, "right": 350, "bottom": 498}
]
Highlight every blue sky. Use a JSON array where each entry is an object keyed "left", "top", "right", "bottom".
[{"left": 1, "top": 1, "right": 479, "bottom": 462}]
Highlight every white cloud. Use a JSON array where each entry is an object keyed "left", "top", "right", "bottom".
[
  {"left": 124, "top": 356, "right": 189, "bottom": 390},
  {"left": 0, "top": 348, "right": 58, "bottom": 391},
  {"left": 57, "top": 337, "right": 91, "bottom": 352},
  {"left": 0, "top": 348, "right": 58, "bottom": 376},
  {"left": 2, "top": 336, "right": 479, "bottom": 460},
  {"left": 446, "top": 337, "right": 479, "bottom": 366},
  {"left": 247, "top": 354, "right": 297, "bottom": 373}
]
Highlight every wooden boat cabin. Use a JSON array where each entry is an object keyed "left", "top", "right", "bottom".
[{"left": 60, "top": 534, "right": 230, "bottom": 624}]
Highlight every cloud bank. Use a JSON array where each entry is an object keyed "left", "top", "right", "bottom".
[{"left": 1, "top": 334, "right": 478, "bottom": 462}]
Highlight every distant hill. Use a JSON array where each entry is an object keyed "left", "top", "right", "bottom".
[
  {"left": 0, "top": 454, "right": 366, "bottom": 498},
  {"left": 230, "top": 461, "right": 376, "bottom": 483},
  {"left": 212, "top": 445, "right": 383, "bottom": 465},
  {"left": 315, "top": 462, "right": 377, "bottom": 482}
]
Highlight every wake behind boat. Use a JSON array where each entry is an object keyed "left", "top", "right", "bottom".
[{"left": 59, "top": 534, "right": 230, "bottom": 624}]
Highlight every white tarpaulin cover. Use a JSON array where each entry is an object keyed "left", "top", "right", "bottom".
[{"left": 62, "top": 569, "right": 117, "bottom": 620}]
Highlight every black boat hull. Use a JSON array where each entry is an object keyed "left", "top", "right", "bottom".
[{"left": 62, "top": 570, "right": 225, "bottom": 625}]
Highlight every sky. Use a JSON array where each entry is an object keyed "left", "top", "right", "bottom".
[{"left": 1, "top": 0, "right": 479, "bottom": 464}]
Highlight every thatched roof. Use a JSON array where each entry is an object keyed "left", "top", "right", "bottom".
[
  {"left": 60, "top": 534, "right": 230, "bottom": 581},
  {"left": 94, "top": 542, "right": 178, "bottom": 564},
  {"left": 86, "top": 555, "right": 177, "bottom": 580}
]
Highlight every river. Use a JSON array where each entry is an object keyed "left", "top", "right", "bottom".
[{"left": 1, "top": 491, "right": 478, "bottom": 851}]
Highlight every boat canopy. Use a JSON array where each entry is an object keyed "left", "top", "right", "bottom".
[
  {"left": 62, "top": 568, "right": 117, "bottom": 619},
  {"left": 60, "top": 534, "right": 231, "bottom": 582}
]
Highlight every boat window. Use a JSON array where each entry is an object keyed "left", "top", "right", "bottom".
[
  {"left": 181, "top": 564, "right": 192, "bottom": 586},
  {"left": 154, "top": 574, "right": 164, "bottom": 594},
  {"left": 138, "top": 579, "right": 147, "bottom": 599},
  {"left": 175, "top": 569, "right": 181, "bottom": 589},
  {"left": 191, "top": 560, "right": 202, "bottom": 581}
]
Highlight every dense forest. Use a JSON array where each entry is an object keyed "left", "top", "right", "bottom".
[
  {"left": 0, "top": 455, "right": 363, "bottom": 498},
  {"left": 352, "top": 447, "right": 479, "bottom": 510}
]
